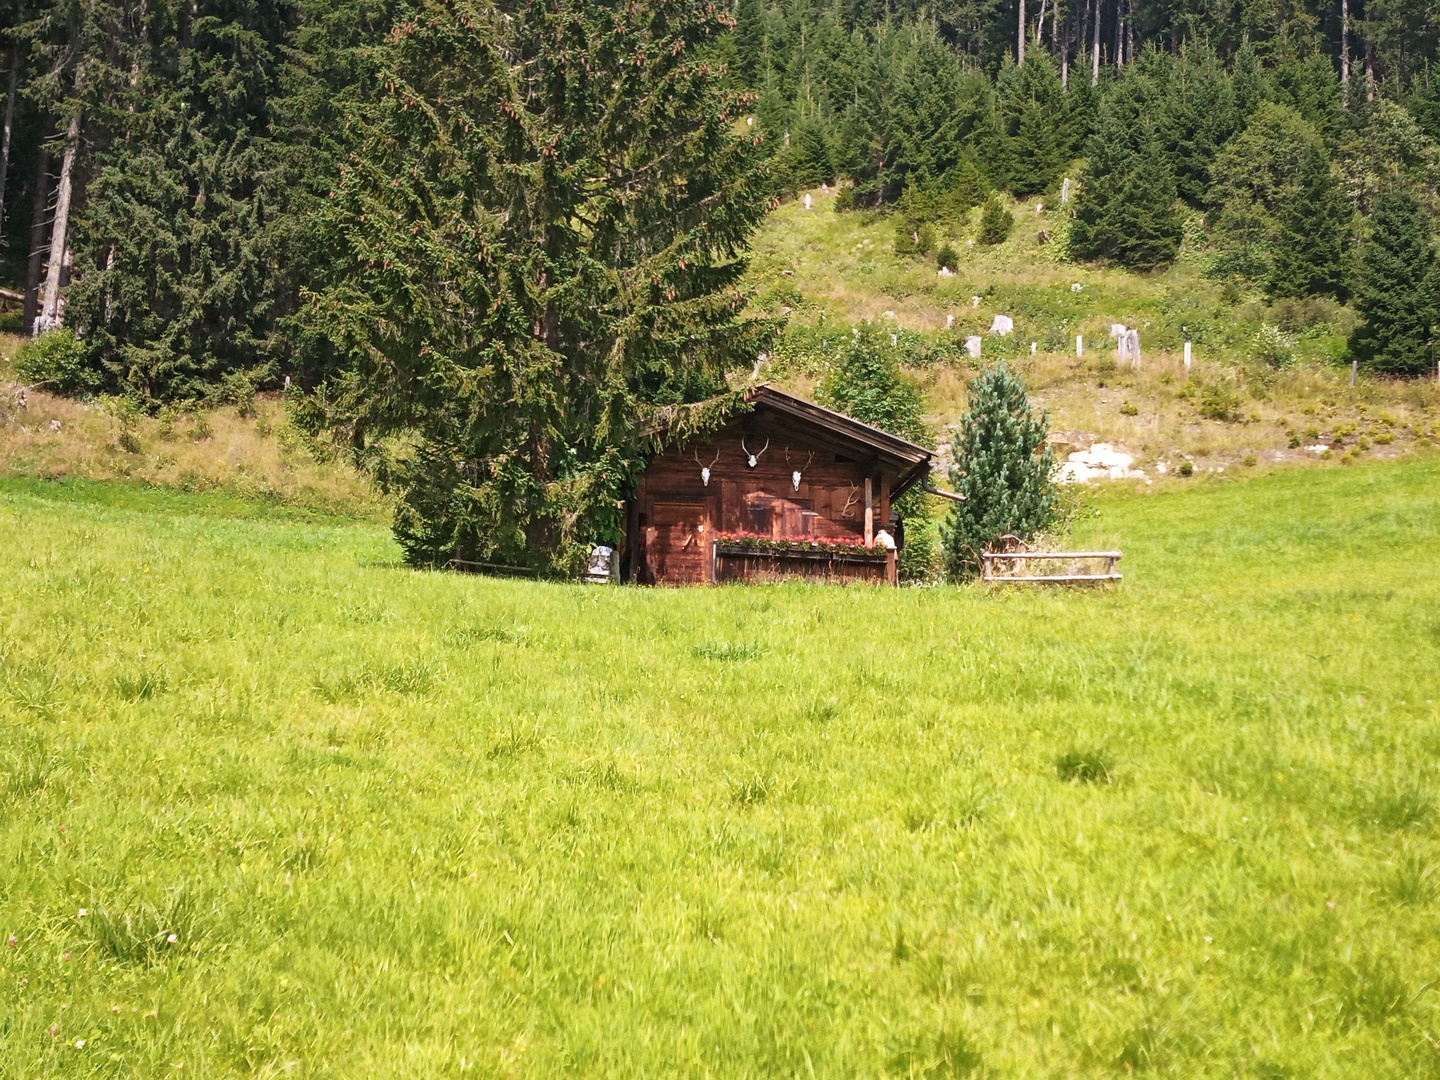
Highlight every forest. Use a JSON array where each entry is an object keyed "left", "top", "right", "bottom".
[{"left": 1, "top": 0, "right": 1439, "bottom": 570}]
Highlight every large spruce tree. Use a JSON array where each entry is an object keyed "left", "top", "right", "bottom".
[
  {"left": 296, "top": 0, "right": 775, "bottom": 573},
  {"left": 1349, "top": 189, "right": 1438, "bottom": 377},
  {"left": 1071, "top": 99, "right": 1182, "bottom": 270}
]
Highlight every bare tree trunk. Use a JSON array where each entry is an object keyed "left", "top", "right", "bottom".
[
  {"left": 1125, "top": 0, "right": 1134, "bottom": 63},
  {"left": 1052, "top": 0, "right": 1061, "bottom": 51},
  {"left": 37, "top": 106, "right": 81, "bottom": 333},
  {"left": 1062, "top": 5, "right": 1070, "bottom": 89},
  {"left": 1364, "top": 10, "right": 1375, "bottom": 101},
  {"left": 1340, "top": 0, "right": 1351, "bottom": 103},
  {"left": 1091, "top": 0, "right": 1102, "bottom": 85},
  {"left": 1035, "top": 0, "right": 1048, "bottom": 45},
  {"left": 1115, "top": 0, "right": 1125, "bottom": 68},
  {"left": 0, "top": 49, "right": 19, "bottom": 244},
  {"left": 23, "top": 147, "right": 50, "bottom": 331},
  {"left": 1018, "top": 0, "right": 1026, "bottom": 65}
]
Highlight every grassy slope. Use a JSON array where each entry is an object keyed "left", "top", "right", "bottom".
[
  {"left": 748, "top": 189, "right": 1440, "bottom": 476},
  {"left": 1, "top": 464, "right": 1438, "bottom": 1077},
  {"left": 0, "top": 336, "right": 385, "bottom": 520}
]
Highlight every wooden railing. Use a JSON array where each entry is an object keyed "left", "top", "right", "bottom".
[{"left": 981, "top": 550, "right": 1123, "bottom": 584}]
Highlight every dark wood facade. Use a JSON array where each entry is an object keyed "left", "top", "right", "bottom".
[{"left": 622, "top": 386, "right": 933, "bottom": 586}]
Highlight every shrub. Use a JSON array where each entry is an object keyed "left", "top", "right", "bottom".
[
  {"left": 935, "top": 243, "right": 959, "bottom": 272},
  {"left": 1177, "top": 460, "right": 1195, "bottom": 476},
  {"left": 1197, "top": 382, "right": 1242, "bottom": 422},
  {"left": 14, "top": 329, "right": 98, "bottom": 396},
  {"left": 941, "top": 362, "right": 1058, "bottom": 578},
  {"left": 1251, "top": 323, "right": 1296, "bottom": 370},
  {"left": 977, "top": 197, "right": 1013, "bottom": 245}
]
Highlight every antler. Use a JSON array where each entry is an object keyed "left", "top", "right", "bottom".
[
  {"left": 756, "top": 437, "right": 769, "bottom": 457},
  {"left": 695, "top": 447, "right": 720, "bottom": 467},
  {"left": 841, "top": 481, "right": 861, "bottom": 518}
]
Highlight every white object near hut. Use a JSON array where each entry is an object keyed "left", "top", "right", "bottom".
[
  {"left": 965, "top": 335, "right": 983, "bottom": 358},
  {"left": 586, "top": 545, "right": 615, "bottom": 583}
]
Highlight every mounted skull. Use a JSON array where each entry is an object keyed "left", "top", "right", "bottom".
[
  {"left": 785, "top": 448, "right": 813, "bottom": 491},
  {"left": 694, "top": 447, "right": 720, "bottom": 487},
  {"left": 740, "top": 435, "right": 769, "bottom": 469}
]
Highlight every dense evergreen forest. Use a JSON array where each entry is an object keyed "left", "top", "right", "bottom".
[{"left": 2, "top": 0, "right": 1440, "bottom": 567}]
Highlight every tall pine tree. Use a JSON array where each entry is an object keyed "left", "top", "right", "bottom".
[
  {"left": 1071, "top": 99, "right": 1181, "bottom": 270},
  {"left": 1349, "top": 189, "right": 1438, "bottom": 377},
  {"left": 296, "top": 0, "right": 777, "bottom": 572}
]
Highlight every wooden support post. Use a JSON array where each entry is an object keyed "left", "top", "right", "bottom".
[
  {"left": 880, "top": 474, "right": 895, "bottom": 584},
  {"left": 864, "top": 476, "right": 873, "bottom": 547}
]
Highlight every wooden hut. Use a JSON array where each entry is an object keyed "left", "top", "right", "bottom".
[{"left": 622, "top": 385, "right": 933, "bottom": 585}]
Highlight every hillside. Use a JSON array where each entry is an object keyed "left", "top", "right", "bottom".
[
  {"left": 748, "top": 188, "right": 1440, "bottom": 479},
  {"left": 1, "top": 462, "right": 1438, "bottom": 1075}
]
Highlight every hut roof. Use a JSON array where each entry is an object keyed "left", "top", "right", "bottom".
[{"left": 740, "top": 384, "right": 935, "bottom": 498}]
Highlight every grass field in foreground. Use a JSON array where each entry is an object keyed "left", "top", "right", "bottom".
[{"left": 1, "top": 467, "right": 1439, "bottom": 1078}]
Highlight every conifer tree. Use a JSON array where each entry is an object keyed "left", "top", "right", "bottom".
[
  {"left": 1349, "top": 189, "right": 1438, "bottom": 377},
  {"left": 1268, "top": 141, "right": 1351, "bottom": 301},
  {"left": 941, "top": 362, "right": 1057, "bottom": 579},
  {"left": 1208, "top": 103, "right": 1352, "bottom": 301},
  {"left": 1071, "top": 101, "right": 1181, "bottom": 270},
  {"left": 998, "top": 51, "right": 1066, "bottom": 197},
  {"left": 977, "top": 195, "right": 1012, "bottom": 244},
  {"left": 296, "top": 0, "right": 776, "bottom": 573}
]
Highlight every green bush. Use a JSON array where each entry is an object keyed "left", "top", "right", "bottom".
[
  {"left": 977, "top": 197, "right": 1013, "bottom": 245},
  {"left": 935, "top": 243, "right": 959, "bottom": 272},
  {"left": 14, "top": 329, "right": 99, "bottom": 396}
]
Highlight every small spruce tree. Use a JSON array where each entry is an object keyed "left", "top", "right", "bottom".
[
  {"left": 941, "top": 363, "right": 1058, "bottom": 579},
  {"left": 978, "top": 196, "right": 1013, "bottom": 245},
  {"left": 1349, "top": 189, "right": 1439, "bottom": 377}
]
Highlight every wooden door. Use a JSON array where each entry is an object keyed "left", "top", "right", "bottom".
[{"left": 646, "top": 501, "right": 711, "bottom": 584}]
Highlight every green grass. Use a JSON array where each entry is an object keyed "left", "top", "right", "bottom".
[{"left": 2, "top": 463, "right": 1439, "bottom": 1077}]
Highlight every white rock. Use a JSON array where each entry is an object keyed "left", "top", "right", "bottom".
[
  {"left": 1071, "top": 283, "right": 1083, "bottom": 293},
  {"left": 965, "top": 335, "right": 983, "bottom": 358},
  {"left": 989, "top": 314, "right": 1014, "bottom": 335},
  {"left": 938, "top": 267, "right": 955, "bottom": 277},
  {"left": 1109, "top": 323, "right": 1128, "bottom": 339},
  {"left": 1056, "top": 443, "right": 1146, "bottom": 484},
  {"left": 803, "top": 193, "right": 813, "bottom": 210},
  {"left": 1306, "top": 444, "right": 1329, "bottom": 453}
]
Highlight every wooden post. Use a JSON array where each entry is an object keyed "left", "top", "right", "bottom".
[
  {"left": 880, "top": 474, "right": 895, "bottom": 584},
  {"left": 1350, "top": 359, "right": 1357, "bottom": 387},
  {"left": 1183, "top": 340, "right": 1192, "bottom": 376},
  {"left": 1076, "top": 334, "right": 1083, "bottom": 358},
  {"left": 864, "top": 476, "right": 873, "bottom": 547}
]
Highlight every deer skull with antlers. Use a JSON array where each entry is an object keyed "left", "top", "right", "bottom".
[
  {"left": 740, "top": 436, "right": 769, "bottom": 468},
  {"left": 694, "top": 447, "right": 720, "bottom": 487},
  {"left": 785, "top": 448, "right": 813, "bottom": 491}
]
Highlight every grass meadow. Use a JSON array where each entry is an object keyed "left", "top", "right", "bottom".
[{"left": 1, "top": 462, "right": 1439, "bottom": 1077}]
